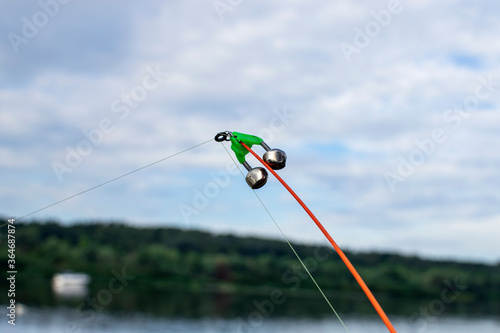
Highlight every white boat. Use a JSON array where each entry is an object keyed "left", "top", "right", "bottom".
[{"left": 52, "top": 272, "right": 91, "bottom": 298}]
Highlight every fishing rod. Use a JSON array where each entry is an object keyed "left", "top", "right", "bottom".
[{"left": 215, "top": 130, "right": 397, "bottom": 333}]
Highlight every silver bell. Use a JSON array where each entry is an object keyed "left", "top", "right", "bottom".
[
  {"left": 245, "top": 167, "right": 268, "bottom": 189},
  {"left": 263, "top": 149, "right": 287, "bottom": 170}
]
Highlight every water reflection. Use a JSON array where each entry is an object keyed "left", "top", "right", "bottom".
[
  {"left": 1, "top": 306, "right": 499, "bottom": 333},
  {"left": 4, "top": 278, "right": 498, "bottom": 320}
]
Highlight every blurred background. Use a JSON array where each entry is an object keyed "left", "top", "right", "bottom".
[{"left": 0, "top": 0, "right": 499, "bottom": 332}]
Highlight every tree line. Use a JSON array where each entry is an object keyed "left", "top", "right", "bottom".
[{"left": 0, "top": 219, "right": 498, "bottom": 307}]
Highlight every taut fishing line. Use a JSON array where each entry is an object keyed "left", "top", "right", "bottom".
[
  {"left": 221, "top": 142, "right": 350, "bottom": 332},
  {"left": 4, "top": 138, "right": 213, "bottom": 224}
]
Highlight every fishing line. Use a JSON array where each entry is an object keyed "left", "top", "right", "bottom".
[
  {"left": 10, "top": 138, "right": 214, "bottom": 223},
  {"left": 221, "top": 142, "right": 350, "bottom": 332}
]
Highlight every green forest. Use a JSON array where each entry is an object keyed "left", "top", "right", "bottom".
[{"left": 1, "top": 219, "right": 499, "bottom": 316}]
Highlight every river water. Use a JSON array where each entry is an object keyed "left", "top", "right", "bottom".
[
  {"left": 2, "top": 306, "right": 498, "bottom": 333},
  {"left": 2, "top": 281, "right": 498, "bottom": 332}
]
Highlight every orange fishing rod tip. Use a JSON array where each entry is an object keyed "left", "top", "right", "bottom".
[{"left": 239, "top": 141, "right": 397, "bottom": 333}]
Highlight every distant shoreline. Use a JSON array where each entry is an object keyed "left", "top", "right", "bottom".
[{"left": 1, "top": 219, "right": 498, "bottom": 315}]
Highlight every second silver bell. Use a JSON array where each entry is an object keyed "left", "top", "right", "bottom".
[
  {"left": 245, "top": 167, "right": 268, "bottom": 189},
  {"left": 263, "top": 149, "right": 287, "bottom": 170}
]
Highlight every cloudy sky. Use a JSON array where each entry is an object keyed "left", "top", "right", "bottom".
[{"left": 1, "top": 0, "right": 499, "bottom": 263}]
